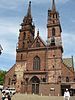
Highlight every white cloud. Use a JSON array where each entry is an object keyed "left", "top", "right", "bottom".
[
  {"left": 62, "top": 31, "right": 75, "bottom": 69},
  {"left": 62, "top": 31, "right": 75, "bottom": 57},
  {"left": 56, "top": 0, "right": 71, "bottom": 3},
  {"left": 71, "top": 19, "right": 75, "bottom": 23},
  {"left": 30, "top": 0, "right": 71, "bottom": 4},
  {"left": 30, "top": 0, "right": 70, "bottom": 4},
  {"left": 0, "top": 0, "right": 71, "bottom": 11},
  {"left": 0, "top": 18, "right": 20, "bottom": 58},
  {"left": 30, "top": 0, "right": 48, "bottom": 4},
  {"left": 0, "top": 0, "right": 24, "bottom": 10}
]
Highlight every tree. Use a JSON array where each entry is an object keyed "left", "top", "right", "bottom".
[{"left": 0, "top": 70, "right": 7, "bottom": 85}]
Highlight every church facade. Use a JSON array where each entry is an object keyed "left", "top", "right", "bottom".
[{"left": 4, "top": 0, "right": 75, "bottom": 96}]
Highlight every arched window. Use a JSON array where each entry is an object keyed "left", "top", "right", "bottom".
[
  {"left": 66, "top": 77, "right": 69, "bottom": 82},
  {"left": 51, "top": 37, "right": 55, "bottom": 46},
  {"left": 56, "top": 14, "right": 58, "bottom": 18},
  {"left": 33, "top": 56, "right": 40, "bottom": 70},
  {"left": 22, "top": 41, "right": 25, "bottom": 48},
  {"left": 74, "top": 78, "right": 75, "bottom": 82},
  {"left": 23, "top": 32, "right": 26, "bottom": 40},
  {"left": 42, "top": 78, "right": 46, "bottom": 82},
  {"left": 36, "top": 39, "right": 40, "bottom": 47},
  {"left": 8, "top": 78, "right": 11, "bottom": 85},
  {"left": 21, "top": 54, "right": 23, "bottom": 60},
  {"left": 52, "top": 28, "right": 55, "bottom": 36},
  {"left": 53, "top": 14, "right": 55, "bottom": 18},
  {"left": 58, "top": 76, "right": 61, "bottom": 82}
]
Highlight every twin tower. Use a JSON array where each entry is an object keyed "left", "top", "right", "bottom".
[
  {"left": 15, "top": 0, "right": 63, "bottom": 94},
  {"left": 5, "top": 0, "right": 74, "bottom": 96},
  {"left": 17, "top": 0, "right": 62, "bottom": 50}
]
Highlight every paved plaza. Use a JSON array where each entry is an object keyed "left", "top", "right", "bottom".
[
  {"left": 0, "top": 91, "right": 75, "bottom": 100},
  {"left": 11, "top": 94, "right": 75, "bottom": 100}
]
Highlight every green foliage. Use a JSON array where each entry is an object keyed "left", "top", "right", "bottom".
[{"left": 0, "top": 70, "right": 7, "bottom": 85}]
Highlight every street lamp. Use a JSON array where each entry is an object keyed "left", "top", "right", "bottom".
[{"left": 0, "top": 44, "right": 3, "bottom": 55}]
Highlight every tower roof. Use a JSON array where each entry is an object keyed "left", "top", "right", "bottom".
[
  {"left": 21, "top": 1, "right": 33, "bottom": 26},
  {"left": 52, "top": 0, "right": 56, "bottom": 11},
  {"left": 27, "top": 1, "right": 32, "bottom": 17}
]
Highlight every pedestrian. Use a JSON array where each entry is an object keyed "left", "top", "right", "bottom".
[
  {"left": 64, "top": 88, "right": 70, "bottom": 100},
  {"left": 5, "top": 92, "right": 11, "bottom": 100},
  {"left": 1, "top": 91, "right": 5, "bottom": 100}
]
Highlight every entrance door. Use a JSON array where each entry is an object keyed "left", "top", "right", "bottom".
[
  {"left": 30, "top": 76, "right": 40, "bottom": 94},
  {"left": 61, "top": 85, "right": 70, "bottom": 96},
  {"left": 32, "top": 83, "right": 39, "bottom": 94}
]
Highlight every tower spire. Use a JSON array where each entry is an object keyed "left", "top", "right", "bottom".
[
  {"left": 27, "top": 1, "right": 32, "bottom": 17},
  {"left": 52, "top": 0, "right": 56, "bottom": 11}
]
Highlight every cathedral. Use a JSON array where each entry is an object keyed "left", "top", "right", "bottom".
[{"left": 4, "top": 0, "right": 75, "bottom": 96}]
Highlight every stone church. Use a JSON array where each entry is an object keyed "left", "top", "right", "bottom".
[{"left": 4, "top": 0, "right": 75, "bottom": 96}]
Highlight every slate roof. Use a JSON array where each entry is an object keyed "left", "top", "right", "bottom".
[{"left": 63, "top": 57, "right": 73, "bottom": 68}]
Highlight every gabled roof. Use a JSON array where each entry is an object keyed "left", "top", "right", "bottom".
[
  {"left": 63, "top": 58, "right": 73, "bottom": 68},
  {"left": 30, "top": 34, "right": 46, "bottom": 48}
]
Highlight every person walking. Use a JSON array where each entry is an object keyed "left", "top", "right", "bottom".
[
  {"left": 1, "top": 91, "right": 5, "bottom": 100},
  {"left": 5, "top": 92, "right": 11, "bottom": 100},
  {"left": 64, "top": 88, "right": 70, "bottom": 100}
]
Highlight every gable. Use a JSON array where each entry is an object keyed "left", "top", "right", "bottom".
[
  {"left": 61, "top": 62, "right": 74, "bottom": 78},
  {"left": 30, "top": 35, "right": 46, "bottom": 48}
]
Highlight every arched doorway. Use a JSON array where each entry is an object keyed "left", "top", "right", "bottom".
[
  {"left": 61, "top": 85, "right": 70, "bottom": 96},
  {"left": 30, "top": 76, "right": 40, "bottom": 94}
]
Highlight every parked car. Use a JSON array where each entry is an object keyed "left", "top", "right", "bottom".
[
  {"left": 2, "top": 88, "right": 16, "bottom": 95},
  {"left": 8, "top": 88, "right": 16, "bottom": 95},
  {"left": 2, "top": 88, "right": 10, "bottom": 94}
]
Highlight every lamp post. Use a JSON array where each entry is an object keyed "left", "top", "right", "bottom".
[{"left": 0, "top": 44, "right": 3, "bottom": 55}]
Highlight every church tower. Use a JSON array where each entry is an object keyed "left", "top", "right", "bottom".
[
  {"left": 4, "top": 0, "right": 75, "bottom": 96},
  {"left": 47, "top": 0, "right": 62, "bottom": 45},
  {"left": 47, "top": 0, "right": 63, "bottom": 83},
  {"left": 15, "top": 1, "right": 35, "bottom": 92},
  {"left": 17, "top": 1, "right": 35, "bottom": 49}
]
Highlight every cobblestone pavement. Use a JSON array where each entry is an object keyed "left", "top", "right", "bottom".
[{"left": 0, "top": 91, "right": 75, "bottom": 100}]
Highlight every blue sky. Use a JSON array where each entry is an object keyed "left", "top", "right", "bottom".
[{"left": 0, "top": 0, "right": 75, "bottom": 70}]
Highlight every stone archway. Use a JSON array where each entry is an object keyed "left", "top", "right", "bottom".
[{"left": 30, "top": 76, "right": 40, "bottom": 94}]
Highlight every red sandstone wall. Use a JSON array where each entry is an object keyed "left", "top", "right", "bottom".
[
  {"left": 39, "top": 83, "right": 61, "bottom": 96},
  {"left": 61, "top": 63, "right": 74, "bottom": 82},
  {"left": 4, "top": 64, "right": 15, "bottom": 88}
]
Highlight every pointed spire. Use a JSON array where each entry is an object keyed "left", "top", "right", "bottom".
[
  {"left": 27, "top": 1, "right": 32, "bottom": 17},
  {"left": 52, "top": 0, "right": 56, "bottom": 11}
]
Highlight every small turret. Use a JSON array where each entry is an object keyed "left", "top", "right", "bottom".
[{"left": 37, "top": 29, "right": 39, "bottom": 36}]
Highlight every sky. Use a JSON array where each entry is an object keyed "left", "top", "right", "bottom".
[{"left": 0, "top": 0, "right": 75, "bottom": 71}]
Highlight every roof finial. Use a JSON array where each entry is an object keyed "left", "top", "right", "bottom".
[
  {"left": 27, "top": 1, "right": 32, "bottom": 17},
  {"left": 37, "top": 29, "right": 39, "bottom": 36},
  {"left": 52, "top": 0, "right": 56, "bottom": 11}
]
